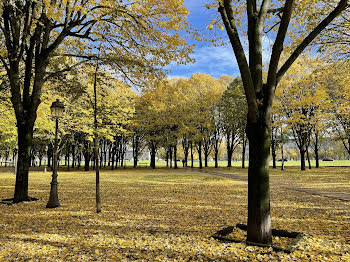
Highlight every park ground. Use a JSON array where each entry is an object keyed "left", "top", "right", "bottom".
[{"left": 0, "top": 166, "right": 349, "bottom": 261}]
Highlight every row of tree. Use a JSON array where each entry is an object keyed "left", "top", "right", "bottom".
[{"left": 1, "top": 58, "right": 349, "bottom": 172}]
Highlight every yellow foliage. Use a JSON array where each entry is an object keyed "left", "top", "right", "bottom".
[{"left": 0, "top": 168, "right": 349, "bottom": 260}]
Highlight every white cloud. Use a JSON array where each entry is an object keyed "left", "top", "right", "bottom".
[{"left": 167, "top": 44, "right": 240, "bottom": 79}]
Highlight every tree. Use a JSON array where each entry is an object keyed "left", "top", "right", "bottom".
[
  {"left": 274, "top": 56, "right": 330, "bottom": 170},
  {"left": 323, "top": 61, "right": 350, "bottom": 156},
  {"left": 217, "top": 78, "right": 246, "bottom": 168},
  {"left": 0, "top": 0, "right": 192, "bottom": 202},
  {"left": 189, "top": 73, "right": 226, "bottom": 168},
  {"left": 214, "top": 0, "right": 348, "bottom": 245}
]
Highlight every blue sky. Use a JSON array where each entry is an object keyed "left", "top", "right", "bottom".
[
  {"left": 167, "top": 1, "right": 274, "bottom": 79},
  {"left": 167, "top": 0, "right": 241, "bottom": 79}
]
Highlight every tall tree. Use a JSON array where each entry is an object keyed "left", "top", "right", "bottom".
[
  {"left": 217, "top": 78, "right": 246, "bottom": 168},
  {"left": 274, "top": 56, "right": 330, "bottom": 170},
  {"left": 0, "top": 0, "right": 192, "bottom": 202},
  {"left": 214, "top": 0, "right": 348, "bottom": 245},
  {"left": 323, "top": 61, "right": 350, "bottom": 156}
]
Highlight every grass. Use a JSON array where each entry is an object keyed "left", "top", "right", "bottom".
[
  {"left": 124, "top": 159, "right": 350, "bottom": 168},
  {"left": 0, "top": 167, "right": 349, "bottom": 261}
]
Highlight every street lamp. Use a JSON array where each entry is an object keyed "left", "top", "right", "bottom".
[{"left": 46, "top": 99, "right": 64, "bottom": 208}]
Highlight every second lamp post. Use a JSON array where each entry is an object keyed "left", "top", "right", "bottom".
[{"left": 46, "top": 99, "right": 64, "bottom": 208}]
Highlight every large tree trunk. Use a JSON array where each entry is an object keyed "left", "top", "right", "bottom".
[
  {"left": 246, "top": 121, "right": 272, "bottom": 245},
  {"left": 13, "top": 125, "right": 33, "bottom": 203}
]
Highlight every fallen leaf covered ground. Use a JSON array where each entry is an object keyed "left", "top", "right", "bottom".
[{"left": 0, "top": 167, "right": 349, "bottom": 261}]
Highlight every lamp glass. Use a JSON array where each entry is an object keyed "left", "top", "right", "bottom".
[{"left": 50, "top": 100, "right": 64, "bottom": 118}]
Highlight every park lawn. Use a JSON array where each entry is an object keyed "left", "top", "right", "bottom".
[
  {"left": 215, "top": 166, "right": 350, "bottom": 194},
  {"left": 0, "top": 168, "right": 349, "bottom": 261},
  {"left": 122, "top": 159, "right": 350, "bottom": 168}
]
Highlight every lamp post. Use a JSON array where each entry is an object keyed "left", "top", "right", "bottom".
[{"left": 46, "top": 99, "right": 64, "bottom": 208}]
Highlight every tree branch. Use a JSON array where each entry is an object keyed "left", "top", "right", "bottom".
[
  {"left": 219, "top": 0, "right": 258, "bottom": 122},
  {"left": 265, "top": 0, "right": 294, "bottom": 109},
  {"left": 277, "top": 0, "right": 349, "bottom": 83}
]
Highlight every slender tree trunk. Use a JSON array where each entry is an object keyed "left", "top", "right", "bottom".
[
  {"left": 246, "top": 122, "right": 272, "bottom": 245},
  {"left": 204, "top": 150, "right": 208, "bottom": 167},
  {"left": 169, "top": 146, "right": 173, "bottom": 168},
  {"left": 190, "top": 142, "right": 194, "bottom": 168},
  {"left": 71, "top": 144, "right": 75, "bottom": 168},
  {"left": 174, "top": 145, "right": 178, "bottom": 169},
  {"left": 281, "top": 144, "right": 285, "bottom": 171},
  {"left": 300, "top": 149, "right": 306, "bottom": 171},
  {"left": 242, "top": 133, "right": 247, "bottom": 168},
  {"left": 93, "top": 54, "right": 101, "bottom": 213},
  {"left": 78, "top": 151, "right": 81, "bottom": 169},
  {"left": 227, "top": 149, "right": 233, "bottom": 168},
  {"left": 67, "top": 144, "right": 70, "bottom": 171},
  {"left": 315, "top": 132, "right": 319, "bottom": 168},
  {"left": 184, "top": 150, "right": 188, "bottom": 167},
  {"left": 111, "top": 149, "right": 115, "bottom": 170},
  {"left": 166, "top": 149, "right": 169, "bottom": 167},
  {"left": 214, "top": 148, "right": 219, "bottom": 168},
  {"left": 307, "top": 148, "right": 311, "bottom": 169},
  {"left": 84, "top": 142, "right": 90, "bottom": 171},
  {"left": 150, "top": 144, "right": 156, "bottom": 169},
  {"left": 182, "top": 138, "right": 189, "bottom": 167},
  {"left": 271, "top": 133, "right": 276, "bottom": 169},
  {"left": 108, "top": 146, "right": 113, "bottom": 166},
  {"left": 198, "top": 141, "right": 202, "bottom": 169},
  {"left": 227, "top": 134, "right": 233, "bottom": 167}
]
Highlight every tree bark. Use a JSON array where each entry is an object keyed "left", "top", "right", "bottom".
[
  {"left": 315, "top": 131, "right": 319, "bottom": 168},
  {"left": 13, "top": 126, "right": 33, "bottom": 202},
  {"left": 307, "top": 148, "right": 312, "bottom": 169},
  {"left": 198, "top": 141, "right": 202, "bottom": 169},
  {"left": 174, "top": 145, "right": 178, "bottom": 169},
  {"left": 281, "top": 144, "right": 285, "bottom": 171},
  {"left": 271, "top": 132, "right": 276, "bottom": 169},
  {"left": 190, "top": 142, "right": 194, "bottom": 168},
  {"left": 246, "top": 121, "right": 272, "bottom": 245},
  {"left": 300, "top": 149, "right": 306, "bottom": 171},
  {"left": 84, "top": 141, "right": 90, "bottom": 171},
  {"left": 71, "top": 144, "right": 75, "bottom": 168},
  {"left": 227, "top": 148, "right": 233, "bottom": 168},
  {"left": 165, "top": 149, "right": 169, "bottom": 167},
  {"left": 242, "top": 132, "right": 247, "bottom": 168}
]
